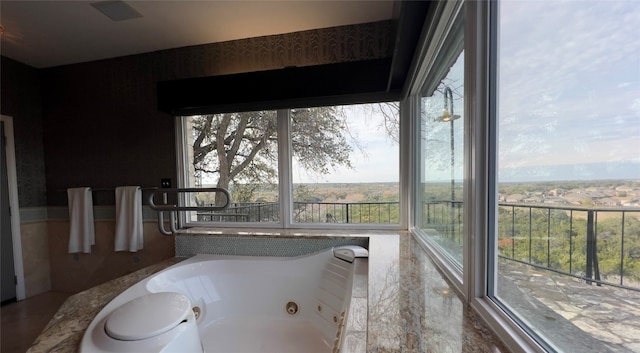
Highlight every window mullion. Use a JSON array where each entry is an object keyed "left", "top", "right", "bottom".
[
  {"left": 403, "top": 96, "right": 417, "bottom": 229},
  {"left": 277, "top": 109, "right": 293, "bottom": 228},
  {"left": 464, "top": 0, "right": 491, "bottom": 303},
  {"left": 468, "top": 2, "right": 547, "bottom": 352}
]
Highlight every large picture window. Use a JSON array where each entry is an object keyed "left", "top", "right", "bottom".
[
  {"left": 292, "top": 104, "right": 400, "bottom": 225},
  {"left": 489, "top": 0, "right": 640, "bottom": 351},
  {"left": 179, "top": 110, "right": 280, "bottom": 223},
  {"left": 414, "top": 7, "right": 465, "bottom": 268},
  {"left": 411, "top": 1, "right": 639, "bottom": 352},
  {"left": 177, "top": 103, "right": 400, "bottom": 227},
  {"left": 417, "top": 51, "right": 465, "bottom": 266}
]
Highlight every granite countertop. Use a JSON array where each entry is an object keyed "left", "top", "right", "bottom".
[{"left": 27, "top": 232, "right": 509, "bottom": 353}]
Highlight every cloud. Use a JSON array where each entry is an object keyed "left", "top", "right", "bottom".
[{"left": 498, "top": 0, "right": 640, "bottom": 168}]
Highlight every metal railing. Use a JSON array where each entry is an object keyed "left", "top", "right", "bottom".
[
  {"left": 197, "top": 201, "right": 400, "bottom": 224},
  {"left": 197, "top": 202, "right": 280, "bottom": 222},
  {"left": 423, "top": 200, "right": 464, "bottom": 245},
  {"left": 496, "top": 203, "right": 640, "bottom": 291},
  {"left": 293, "top": 201, "right": 399, "bottom": 223},
  {"left": 196, "top": 199, "right": 640, "bottom": 291},
  {"left": 419, "top": 201, "right": 640, "bottom": 291}
]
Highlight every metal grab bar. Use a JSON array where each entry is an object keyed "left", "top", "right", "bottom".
[{"left": 148, "top": 187, "right": 231, "bottom": 235}]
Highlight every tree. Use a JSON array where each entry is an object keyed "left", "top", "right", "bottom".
[{"left": 190, "top": 107, "right": 354, "bottom": 203}]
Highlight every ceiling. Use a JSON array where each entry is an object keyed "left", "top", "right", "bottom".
[{"left": 0, "top": 0, "right": 399, "bottom": 69}]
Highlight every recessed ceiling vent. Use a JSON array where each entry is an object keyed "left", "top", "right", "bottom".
[{"left": 91, "top": 0, "right": 142, "bottom": 22}]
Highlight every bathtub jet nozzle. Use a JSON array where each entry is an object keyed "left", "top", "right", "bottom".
[{"left": 285, "top": 301, "right": 299, "bottom": 315}]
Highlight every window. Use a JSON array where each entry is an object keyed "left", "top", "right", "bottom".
[
  {"left": 410, "top": 0, "right": 639, "bottom": 351},
  {"left": 414, "top": 5, "right": 465, "bottom": 268},
  {"left": 177, "top": 103, "right": 400, "bottom": 228},
  {"left": 178, "top": 111, "right": 280, "bottom": 223},
  {"left": 489, "top": 0, "right": 640, "bottom": 351},
  {"left": 417, "top": 52, "right": 465, "bottom": 265},
  {"left": 292, "top": 104, "right": 400, "bottom": 225}
]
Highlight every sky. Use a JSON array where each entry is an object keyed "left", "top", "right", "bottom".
[
  {"left": 497, "top": 0, "right": 640, "bottom": 175},
  {"left": 290, "top": 0, "right": 640, "bottom": 184},
  {"left": 292, "top": 104, "right": 400, "bottom": 183}
]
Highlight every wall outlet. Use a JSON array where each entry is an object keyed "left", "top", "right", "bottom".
[{"left": 161, "top": 178, "right": 171, "bottom": 188}]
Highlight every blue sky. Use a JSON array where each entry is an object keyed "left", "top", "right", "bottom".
[
  {"left": 498, "top": 0, "right": 640, "bottom": 174},
  {"left": 292, "top": 104, "right": 400, "bottom": 183}
]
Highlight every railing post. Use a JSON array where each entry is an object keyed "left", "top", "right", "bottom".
[
  {"left": 620, "top": 212, "right": 626, "bottom": 286},
  {"left": 585, "top": 210, "right": 601, "bottom": 286},
  {"left": 511, "top": 206, "right": 515, "bottom": 259},
  {"left": 529, "top": 207, "right": 532, "bottom": 264},
  {"left": 547, "top": 208, "right": 551, "bottom": 268},
  {"left": 569, "top": 210, "right": 574, "bottom": 274},
  {"left": 346, "top": 203, "right": 350, "bottom": 224},
  {"left": 450, "top": 200, "right": 455, "bottom": 242}
]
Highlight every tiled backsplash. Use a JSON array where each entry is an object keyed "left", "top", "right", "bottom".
[{"left": 176, "top": 235, "right": 368, "bottom": 257}]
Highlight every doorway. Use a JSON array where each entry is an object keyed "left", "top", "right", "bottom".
[{"left": 1, "top": 115, "right": 25, "bottom": 302}]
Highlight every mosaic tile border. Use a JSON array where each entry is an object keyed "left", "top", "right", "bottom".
[{"left": 175, "top": 235, "right": 369, "bottom": 257}]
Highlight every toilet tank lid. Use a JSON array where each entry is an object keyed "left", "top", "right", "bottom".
[{"left": 105, "top": 292, "right": 192, "bottom": 341}]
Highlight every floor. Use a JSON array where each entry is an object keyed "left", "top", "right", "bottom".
[
  {"left": 1, "top": 292, "right": 70, "bottom": 353},
  {"left": 499, "top": 260, "right": 640, "bottom": 353}
]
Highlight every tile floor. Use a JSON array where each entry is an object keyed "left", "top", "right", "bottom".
[{"left": 1, "top": 292, "right": 69, "bottom": 353}]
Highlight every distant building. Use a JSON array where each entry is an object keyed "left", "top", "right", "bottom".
[
  {"left": 585, "top": 191, "right": 605, "bottom": 199},
  {"left": 543, "top": 197, "right": 566, "bottom": 205},
  {"left": 596, "top": 198, "right": 621, "bottom": 207},
  {"left": 622, "top": 199, "right": 640, "bottom": 207},
  {"left": 549, "top": 188, "right": 566, "bottom": 197},
  {"left": 505, "top": 194, "right": 524, "bottom": 203},
  {"left": 563, "top": 193, "right": 588, "bottom": 205},
  {"left": 523, "top": 197, "right": 543, "bottom": 203}
]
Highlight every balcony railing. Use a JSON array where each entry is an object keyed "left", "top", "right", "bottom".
[
  {"left": 197, "top": 201, "right": 400, "bottom": 224},
  {"left": 496, "top": 203, "right": 640, "bottom": 292},
  {"left": 197, "top": 200, "right": 640, "bottom": 291},
  {"left": 293, "top": 201, "right": 399, "bottom": 223}
]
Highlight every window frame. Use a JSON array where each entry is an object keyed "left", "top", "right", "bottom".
[
  {"left": 175, "top": 106, "right": 406, "bottom": 231},
  {"left": 463, "top": 2, "right": 547, "bottom": 352},
  {"left": 408, "top": 0, "right": 466, "bottom": 297},
  {"left": 407, "top": 1, "right": 551, "bottom": 352}
]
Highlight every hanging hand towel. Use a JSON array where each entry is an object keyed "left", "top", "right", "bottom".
[
  {"left": 115, "top": 186, "right": 144, "bottom": 252},
  {"left": 67, "top": 187, "right": 95, "bottom": 254}
]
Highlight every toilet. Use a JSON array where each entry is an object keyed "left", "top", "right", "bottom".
[{"left": 82, "top": 292, "right": 203, "bottom": 353}]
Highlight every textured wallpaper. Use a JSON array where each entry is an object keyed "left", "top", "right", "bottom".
[
  {"left": 0, "top": 57, "right": 47, "bottom": 207},
  {"left": 4, "top": 20, "right": 395, "bottom": 206},
  {"left": 152, "top": 20, "right": 395, "bottom": 80}
]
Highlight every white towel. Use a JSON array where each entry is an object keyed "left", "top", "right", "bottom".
[
  {"left": 67, "top": 187, "right": 95, "bottom": 254},
  {"left": 115, "top": 186, "right": 144, "bottom": 252}
]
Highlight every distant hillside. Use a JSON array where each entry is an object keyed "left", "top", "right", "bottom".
[{"left": 500, "top": 161, "right": 640, "bottom": 182}]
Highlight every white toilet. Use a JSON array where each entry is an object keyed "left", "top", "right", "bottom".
[{"left": 82, "top": 292, "right": 203, "bottom": 353}]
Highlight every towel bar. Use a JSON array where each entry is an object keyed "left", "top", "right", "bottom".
[{"left": 147, "top": 188, "right": 231, "bottom": 235}]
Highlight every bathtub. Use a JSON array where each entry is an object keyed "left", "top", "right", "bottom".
[{"left": 80, "top": 246, "right": 368, "bottom": 353}]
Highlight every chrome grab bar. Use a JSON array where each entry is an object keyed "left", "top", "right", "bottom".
[{"left": 147, "top": 187, "right": 231, "bottom": 235}]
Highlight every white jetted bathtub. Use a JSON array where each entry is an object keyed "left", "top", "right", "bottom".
[{"left": 80, "top": 245, "right": 368, "bottom": 353}]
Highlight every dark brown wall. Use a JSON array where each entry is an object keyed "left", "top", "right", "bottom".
[
  {"left": 40, "top": 20, "right": 394, "bottom": 206},
  {"left": 0, "top": 56, "right": 47, "bottom": 207},
  {"left": 1, "top": 21, "right": 395, "bottom": 296},
  {"left": 41, "top": 54, "right": 176, "bottom": 206}
]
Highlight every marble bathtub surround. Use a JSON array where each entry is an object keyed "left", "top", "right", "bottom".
[
  {"left": 175, "top": 227, "right": 370, "bottom": 257},
  {"left": 28, "top": 232, "right": 510, "bottom": 353},
  {"left": 27, "top": 258, "right": 184, "bottom": 353}
]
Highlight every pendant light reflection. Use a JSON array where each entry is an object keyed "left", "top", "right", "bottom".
[{"left": 440, "top": 86, "right": 460, "bottom": 122}]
